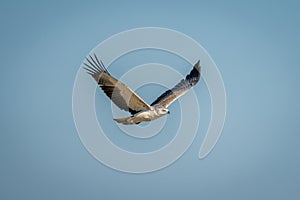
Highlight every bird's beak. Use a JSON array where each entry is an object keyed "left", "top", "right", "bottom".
[{"left": 168, "top": 111, "right": 170, "bottom": 114}]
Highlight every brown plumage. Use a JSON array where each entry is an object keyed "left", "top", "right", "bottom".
[
  {"left": 84, "top": 54, "right": 151, "bottom": 115},
  {"left": 84, "top": 54, "right": 201, "bottom": 125}
]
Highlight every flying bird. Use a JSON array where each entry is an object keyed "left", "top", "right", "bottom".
[{"left": 84, "top": 54, "right": 201, "bottom": 125}]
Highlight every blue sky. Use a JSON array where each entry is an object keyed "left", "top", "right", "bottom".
[{"left": 0, "top": 1, "right": 299, "bottom": 199}]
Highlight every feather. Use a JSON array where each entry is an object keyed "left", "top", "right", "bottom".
[
  {"left": 84, "top": 54, "right": 151, "bottom": 115},
  {"left": 151, "top": 60, "right": 201, "bottom": 108}
]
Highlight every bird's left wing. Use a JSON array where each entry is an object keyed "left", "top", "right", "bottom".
[
  {"left": 84, "top": 54, "right": 151, "bottom": 115},
  {"left": 150, "top": 61, "right": 201, "bottom": 108}
]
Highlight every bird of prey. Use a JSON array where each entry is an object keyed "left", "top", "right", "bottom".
[{"left": 84, "top": 54, "right": 201, "bottom": 125}]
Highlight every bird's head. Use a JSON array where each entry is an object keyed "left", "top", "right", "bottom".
[{"left": 156, "top": 106, "right": 170, "bottom": 115}]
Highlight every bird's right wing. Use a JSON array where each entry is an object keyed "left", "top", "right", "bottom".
[
  {"left": 150, "top": 61, "right": 201, "bottom": 108},
  {"left": 84, "top": 54, "right": 151, "bottom": 115}
]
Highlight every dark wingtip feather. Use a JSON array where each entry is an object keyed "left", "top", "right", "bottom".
[
  {"left": 194, "top": 60, "right": 200, "bottom": 72},
  {"left": 186, "top": 60, "right": 201, "bottom": 86},
  {"left": 150, "top": 61, "right": 202, "bottom": 106},
  {"left": 83, "top": 54, "right": 110, "bottom": 81}
]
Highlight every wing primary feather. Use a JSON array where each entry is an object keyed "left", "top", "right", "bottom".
[
  {"left": 83, "top": 62, "right": 98, "bottom": 74},
  {"left": 150, "top": 60, "right": 201, "bottom": 108},
  {"left": 100, "top": 59, "right": 109, "bottom": 74},
  {"left": 83, "top": 54, "right": 110, "bottom": 78},
  {"left": 93, "top": 54, "right": 103, "bottom": 70},
  {"left": 83, "top": 63, "right": 98, "bottom": 73},
  {"left": 93, "top": 53, "right": 107, "bottom": 73},
  {"left": 86, "top": 56, "right": 99, "bottom": 71},
  {"left": 83, "top": 66, "right": 96, "bottom": 74},
  {"left": 87, "top": 53, "right": 109, "bottom": 74},
  {"left": 85, "top": 71, "right": 94, "bottom": 76},
  {"left": 89, "top": 55, "right": 101, "bottom": 71}
]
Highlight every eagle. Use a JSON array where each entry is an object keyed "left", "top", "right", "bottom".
[{"left": 84, "top": 54, "right": 201, "bottom": 125}]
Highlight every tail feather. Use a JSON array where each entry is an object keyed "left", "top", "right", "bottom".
[{"left": 114, "top": 116, "right": 141, "bottom": 125}]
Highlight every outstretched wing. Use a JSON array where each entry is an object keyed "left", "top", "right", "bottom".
[
  {"left": 151, "top": 60, "right": 201, "bottom": 108},
  {"left": 84, "top": 54, "right": 151, "bottom": 115}
]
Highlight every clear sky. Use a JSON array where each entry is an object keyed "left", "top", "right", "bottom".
[{"left": 0, "top": 0, "right": 299, "bottom": 200}]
